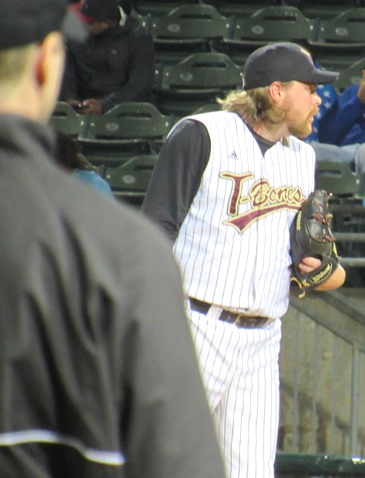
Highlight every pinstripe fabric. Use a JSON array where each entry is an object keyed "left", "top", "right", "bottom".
[
  {"left": 174, "top": 111, "right": 315, "bottom": 477},
  {"left": 189, "top": 306, "right": 281, "bottom": 478},
  {"left": 174, "top": 111, "right": 315, "bottom": 319}
]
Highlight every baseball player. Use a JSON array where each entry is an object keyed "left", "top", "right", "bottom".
[{"left": 142, "top": 42, "right": 346, "bottom": 478}]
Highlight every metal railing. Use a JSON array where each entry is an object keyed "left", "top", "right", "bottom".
[{"left": 279, "top": 289, "right": 365, "bottom": 459}]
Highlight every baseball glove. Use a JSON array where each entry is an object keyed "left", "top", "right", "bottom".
[{"left": 289, "top": 190, "right": 338, "bottom": 298}]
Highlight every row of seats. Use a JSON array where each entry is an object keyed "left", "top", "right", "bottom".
[
  {"left": 52, "top": 45, "right": 364, "bottom": 132},
  {"left": 131, "top": 4, "right": 365, "bottom": 73},
  {"left": 153, "top": 51, "right": 362, "bottom": 116},
  {"left": 135, "top": 4, "right": 365, "bottom": 50},
  {"left": 132, "top": 0, "right": 365, "bottom": 19},
  {"left": 50, "top": 101, "right": 174, "bottom": 163},
  {"left": 50, "top": 101, "right": 365, "bottom": 202}
]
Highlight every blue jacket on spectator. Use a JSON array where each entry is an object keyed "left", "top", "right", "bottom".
[{"left": 307, "top": 83, "right": 365, "bottom": 146}]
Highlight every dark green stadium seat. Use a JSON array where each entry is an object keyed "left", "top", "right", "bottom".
[
  {"left": 314, "top": 160, "right": 365, "bottom": 268},
  {"left": 300, "top": 0, "right": 364, "bottom": 20},
  {"left": 78, "top": 103, "right": 173, "bottom": 167},
  {"left": 215, "top": 5, "right": 315, "bottom": 65},
  {"left": 49, "top": 101, "right": 88, "bottom": 138},
  {"left": 315, "top": 160, "right": 360, "bottom": 197},
  {"left": 154, "top": 52, "right": 242, "bottom": 116},
  {"left": 206, "top": 0, "right": 275, "bottom": 17},
  {"left": 83, "top": 102, "right": 173, "bottom": 143},
  {"left": 133, "top": 0, "right": 200, "bottom": 16},
  {"left": 105, "top": 154, "right": 158, "bottom": 207},
  {"left": 334, "top": 57, "right": 365, "bottom": 92},
  {"left": 313, "top": 8, "right": 365, "bottom": 51},
  {"left": 149, "top": 4, "right": 233, "bottom": 65},
  {"left": 224, "top": 6, "right": 316, "bottom": 47}
]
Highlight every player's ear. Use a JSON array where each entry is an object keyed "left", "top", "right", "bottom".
[{"left": 268, "top": 81, "right": 284, "bottom": 102}]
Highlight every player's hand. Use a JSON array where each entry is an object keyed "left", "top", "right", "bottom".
[
  {"left": 297, "top": 256, "right": 321, "bottom": 274},
  {"left": 297, "top": 256, "right": 345, "bottom": 291},
  {"left": 79, "top": 99, "right": 103, "bottom": 115}
]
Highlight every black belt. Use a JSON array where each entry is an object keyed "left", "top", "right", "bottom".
[{"left": 189, "top": 298, "right": 272, "bottom": 329}]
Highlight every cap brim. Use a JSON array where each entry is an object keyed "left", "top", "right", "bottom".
[
  {"left": 312, "top": 70, "right": 339, "bottom": 85},
  {"left": 61, "top": 8, "right": 88, "bottom": 43}
]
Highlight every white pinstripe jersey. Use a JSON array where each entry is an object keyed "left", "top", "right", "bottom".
[{"left": 173, "top": 111, "right": 315, "bottom": 319}]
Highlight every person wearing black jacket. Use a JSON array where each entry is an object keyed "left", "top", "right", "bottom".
[
  {"left": 0, "top": 1, "right": 227, "bottom": 478},
  {"left": 60, "top": 0, "right": 155, "bottom": 114}
]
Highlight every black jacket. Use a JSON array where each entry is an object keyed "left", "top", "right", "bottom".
[
  {"left": 0, "top": 115, "right": 226, "bottom": 478},
  {"left": 60, "top": 16, "right": 155, "bottom": 111}
]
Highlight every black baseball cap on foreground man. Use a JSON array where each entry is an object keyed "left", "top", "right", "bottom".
[
  {"left": 0, "top": 0, "right": 87, "bottom": 49},
  {"left": 242, "top": 42, "right": 339, "bottom": 90}
]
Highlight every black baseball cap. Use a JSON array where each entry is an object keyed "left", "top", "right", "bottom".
[
  {"left": 242, "top": 42, "right": 339, "bottom": 90},
  {"left": 79, "top": 0, "right": 120, "bottom": 22},
  {"left": 0, "top": 0, "right": 87, "bottom": 50}
]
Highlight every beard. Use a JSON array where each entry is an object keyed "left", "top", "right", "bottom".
[{"left": 288, "top": 107, "right": 318, "bottom": 139}]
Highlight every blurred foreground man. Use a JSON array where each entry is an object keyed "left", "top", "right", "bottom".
[{"left": 0, "top": 1, "right": 226, "bottom": 477}]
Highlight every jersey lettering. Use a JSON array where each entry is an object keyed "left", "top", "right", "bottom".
[{"left": 220, "top": 171, "right": 305, "bottom": 233}]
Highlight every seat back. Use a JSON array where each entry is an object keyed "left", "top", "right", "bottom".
[
  {"left": 149, "top": 4, "right": 233, "bottom": 65},
  {"left": 84, "top": 102, "right": 173, "bottom": 141},
  {"left": 334, "top": 57, "right": 365, "bottom": 92},
  {"left": 300, "top": 0, "right": 364, "bottom": 20},
  {"left": 49, "top": 102, "right": 88, "bottom": 138},
  {"left": 315, "top": 160, "right": 360, "bottom": 197},
  {"left": 210, "top": 0, "right": 275, "bottom": 17},
  {"left": 192, "top": 103, "right": 222, "bottom": 115},
  {"left": 105, "top": 154, "right": 158, "bottom": 206},
  {"left": 314, "top": 8, "right": 365, "bottom": 50},
  {"left": 154, "top": 52, "right": 242, "bottom": 115},
  {"left": 226, "top": 6, "right": 316, "bottom": 45},
  {"left": 133, "top": 0, "right": 200, "bottom": 16},
  {"left": 158, "top": 52, "right": 242, "bottom": 90},
  {"left": 78, "top": 103, "right": 172, "bottom": 167},
  {"left": 149, "top": 4, "right": 232, "bottom": 42}
]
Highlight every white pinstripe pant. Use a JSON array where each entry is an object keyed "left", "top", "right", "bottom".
[{"left": 188, "top": 305, "right": 281, "bottom": 478}]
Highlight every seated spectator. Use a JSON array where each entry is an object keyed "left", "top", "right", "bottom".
[
  {"left": 59, "top": 0, "right": 155, "bottom": 114},
  {"left": 305, "top": 67, "right": 365, "bottom": 174},
  {"left": 55, "top": 131, "right": 114, "bottom": 198}
]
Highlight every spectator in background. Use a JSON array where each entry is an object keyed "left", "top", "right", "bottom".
[
  {"left": 305, "top": 67, "right": 365, "bottom": 174},
  {"left": 55, "top": 131, "right": 114, "bottom": 198},
  {"left": 60, "top": 0, "right": 155, "bottom": 114}
]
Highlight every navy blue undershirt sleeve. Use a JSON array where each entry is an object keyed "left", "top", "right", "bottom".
[{"left": 142, "top": 119, "right": 211, "bottom": 243}]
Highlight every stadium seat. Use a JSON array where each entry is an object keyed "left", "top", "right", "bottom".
[
  {"left": 78, "top": 102, "right": 173, "bottom": 167},
  {"left": 149, "top": 4, "right": 233, "bottom": 64},
  {"left": 154, "top": 52, "right": 242, "bottom": 116},
  {"left": 132, "top": 0, "right": 200, "bottom": 16},
  {"left": 315, "top": 160, "right": 365, "bottom": 267},
  {"left": 214, "top": 5, "right": 316, "bottom": 65},
  {"left": 105, "top": 154, "right": 158, "bottom": 207},
  {"left": 298, "top": 0, "right": 364, "bottom": 20},
  {"left": 224, "top": 6, "right": 316, "bottom": 47},
  {"left": 334, "top": 57, "right": 365, "bottom": 92},
  {"left": 315, "top": 160, "right": 360, "bottom": 197},
  {"left": 205, "top": 0, "right": 275, "bottom": 17},
  {"left": 313, "top": 8, "right": 365, "bottom": 51},
  {"left": 49, "top": 101, "right": 88, "bottom": 138},
  {"left": 192, "top": 103, "right": 222, "bottom": 115}
]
